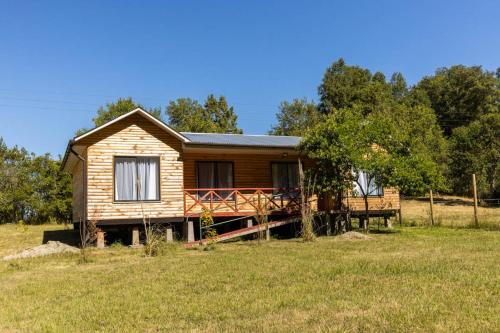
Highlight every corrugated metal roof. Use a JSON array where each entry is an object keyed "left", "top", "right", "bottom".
[{"left": 180, "top": 132, "right": 301, "bottom": 148}]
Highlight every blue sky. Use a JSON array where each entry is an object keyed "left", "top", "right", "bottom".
[{"left": 0, "top": 0, "right": 498, "bottom": 156}]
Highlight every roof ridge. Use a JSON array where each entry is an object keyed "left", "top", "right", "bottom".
[{"left": 180, "top": 132, "right": 301, "bottom": 138}]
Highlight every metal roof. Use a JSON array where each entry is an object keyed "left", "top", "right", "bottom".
[{"left": 180, "top": 132, "right": 301, "bottom": 148}]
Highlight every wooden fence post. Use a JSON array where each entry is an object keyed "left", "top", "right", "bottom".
[
  {"left": 472, "top": 174, "right": 479, "bottom": 227},
  {"left": 429, "top": 189, "right": 434, "bottom": 226}
]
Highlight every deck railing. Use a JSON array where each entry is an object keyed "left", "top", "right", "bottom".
[{"left": 183, "top": 187, "right": 302, "bottom": 217}]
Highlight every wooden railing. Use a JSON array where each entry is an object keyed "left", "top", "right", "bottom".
[{"left": 183, "top": 188, "right": 302, "bottom": 217}]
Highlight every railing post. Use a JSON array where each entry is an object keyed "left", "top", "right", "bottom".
[
  {"left": 235, "top": 190, "right": 238, "bottom": 212},
  {"left": 258, "top": 191, "right": 261, "bottom": 211},
  {"left": 210, "top": 191, "right": 213, "bottom": 211},
  {"left": 199, "top": 218, "right": 202, "bottom": 242}
]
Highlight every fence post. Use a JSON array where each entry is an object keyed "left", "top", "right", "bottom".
[
  {"left": 472, "top": 174, "right": 479, "bottom": 227},
  {"left": 429, "top": 189, "right": 434, "bottom": 226}
]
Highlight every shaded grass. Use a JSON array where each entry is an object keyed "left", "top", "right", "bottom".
[{"left": 0, "top": 224, "right": 499, "bottom": 332}]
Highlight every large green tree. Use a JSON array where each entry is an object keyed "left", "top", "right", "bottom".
[
  {"left": 318, "top": 58, "right": 393, "bottom": 116},
  {"left": 269, "top": 98, "right": 322, "bottom": 136},
  {"left": 166, "top": 94, "right": 242, "bottom": 133},
  {"left": 415, "top": 65, "right": 499, "bottom": 136},
  {"left": 449, "top": 112, "right": 499, "bottom": 197},
  {"left": 0, "top": 138, "right": 71, "bottom": 224}
]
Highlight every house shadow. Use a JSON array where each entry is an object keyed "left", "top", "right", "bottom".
[{"left": 42, "top": 229, "right": 79, "bottom": 247}]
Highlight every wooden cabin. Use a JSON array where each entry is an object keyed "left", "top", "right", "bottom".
[{"left": 61, "top": 108, "right": 400, "bottom": 245}]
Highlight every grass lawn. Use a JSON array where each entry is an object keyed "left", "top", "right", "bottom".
[{"left": 0, "top": 224, "right": 499, "bottom": 332}]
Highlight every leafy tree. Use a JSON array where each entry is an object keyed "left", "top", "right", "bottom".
[
  {"left": 269, "top": 98, "right": 322, "bottom": 136},
  {"left": 415, "top": 65, "right": 499, "bottom": 136},
  {"left": 166, "top": 95, "right": 242, "bottom": 133},
  {"left": 0, "top": 138, "right": 71, "bottom": 224},
  {"left": 300, "top": 104, "right": 445, "bottom": 229},
  {"left": 318, "top": 58, "right": 393, "bottom": 116},
  {"left": 76, "top": 97, "right": 162, "bottom": 136},
  {"left": 204, "top": 94, "right": 242, "bottom": 134},
  {"left": 390, "top": 72, "right": 408, "bottom": 101},
  {"left": 165, "top": 98, "right": 213, "bottom": 132},
  {"left": 449, "top": 112, "right": 499, "bottom": 198}
]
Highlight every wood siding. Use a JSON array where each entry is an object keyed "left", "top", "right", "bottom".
[
  {"left": 183, "top": 152, "right": 306, "bottom": 189},
  {"left": 183, "top": 153, "right": 314, "bottom": 216},
  {"left": 79, "top": 113, "right": 184, "bottom": 221},
  {"left": 71, "top": 154, "right": 85, "bottom": 223},
  {"left": 344, "top": 187, "right": 400, "bottom": 211}
]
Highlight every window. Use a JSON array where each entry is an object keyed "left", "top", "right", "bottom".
[
  {"left": 352, "top": 170, "right": 383, "bottom": 197},
  {"left": 114, "top": 157, "right": 160, "bottom": 201},
  {"left": 271, "top": 162, "right": 299, "bottom": 190},
  {"left": 196, "top": 161, "right": 234, "bottom": 200}
]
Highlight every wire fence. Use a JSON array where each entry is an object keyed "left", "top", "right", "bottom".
[{"left": 399, "top": 195, "right": 500, "bottom": 230}]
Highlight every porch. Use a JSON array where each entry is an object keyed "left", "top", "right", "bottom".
[{"left": 183, "top": 187, "right": 303, "bottom": 217}]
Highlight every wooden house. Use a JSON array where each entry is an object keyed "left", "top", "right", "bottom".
[{"left": 61, "top": 108, "right": 400, "bottom": 245}]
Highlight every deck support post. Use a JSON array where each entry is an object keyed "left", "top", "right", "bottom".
[
  {"left": 166, "top": 227, "right": 173, "bottom": 242},
  {"left": 359, "top": 217, "right": 367, "bottom": 230},
  {"left": 384, "top": 216, "right": 392, "bottom": 229},
  {"left": 132, "top": 227, "right": 140, "bottom": 247},
  {"left": 96, "top": 229, "right": 105, "bottom": 248},
  {"left": 266, "top": 227, "right": 270, "bottom": 241},
  {"left": 186, "top": 220, "right": 194, "bottom": 242},
  {"left": 247, "top": 219, "right": 253, "bottom": 228},
  {"left": 326, "top": 213, "right": 332, "bottom": 236}
]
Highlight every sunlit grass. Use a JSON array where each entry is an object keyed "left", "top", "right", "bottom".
[
  {"left": 0, "top": 224, "right": 499, "bottom": 332},
  {"left": 401, "top": 197, "right": 500, "bottom": 230}
]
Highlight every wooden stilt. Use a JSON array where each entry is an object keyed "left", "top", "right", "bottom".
[
  {"left": 132, "top": 227, "right": 140, "bottom": 247},
  {"left": 96, "top": 229, "right": 105, "bottom": 248}
]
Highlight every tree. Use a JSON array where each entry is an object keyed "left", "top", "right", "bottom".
[
  {"left": 300, "top": 104, "right": 445, "bottom": 230},
  {"left": 449, "top": 112, "right": 499, "bottom": 198},
  {"left": 76, "top": 97, "right": 162, "bottom": 136},
  {"left": 166, "top": 95, "right": 242, "bottom": 133},
  {"left": 204, "top": 94, "right": 242, "bottom": 134},
  {"left": 165, "top": 98, "right": 209, "bottom": 132},
  {"left": 415, "top": 65, "right": 499, "bottom": 136},
  {"left": 390, "top": 72, "right": 408, "bottom": 101},
  {"left": 0, "top": 138, "right": 71, "bottom": 224},
  {"left": 269, "top": 98, "right": 322, "bottom": 136},
  {"left": 318, "top": 58, "right": 393, "bottom": 116}
]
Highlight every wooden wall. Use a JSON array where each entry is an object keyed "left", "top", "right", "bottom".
[
  {"left": 71, "top": 152, "right": 85, "bottom": 223},
  {"left": 183, "top": 152, "right": 305, "bottom": 189},
  {"left": 343, "top": 187, "right": 400, "bottom": 211},
  {"left": 78, "top": 113, "right": 184, "bottom": 221}
]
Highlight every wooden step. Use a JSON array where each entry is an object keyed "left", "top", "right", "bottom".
[{"left": 184, "top": 216, "right": 301, "bottom": 248}]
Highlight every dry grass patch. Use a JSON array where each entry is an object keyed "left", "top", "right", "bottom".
[{"left": 401, "top": 197, "right": 500, "bottom": 230}]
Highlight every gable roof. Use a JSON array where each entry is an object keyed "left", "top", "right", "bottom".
[
  {"left": 72, "top": 108, "right": 189, "bottom": 143},
  {"left": 181, "top": 132, "right": 301, "bottom": 148}
]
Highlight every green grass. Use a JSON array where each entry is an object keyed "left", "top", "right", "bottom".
[{"left": 0, "top": 224, "right": 499, "bottom": 332}]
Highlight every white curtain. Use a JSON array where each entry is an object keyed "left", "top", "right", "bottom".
[
  {"left": 353, "top": 170, "right": 382, "bottom": 196},
  {"left": 115, "top": 157, "right": 159, "bottom": 201},
  {"left": 137, "top": 158, "right": 159, "bottom": 200},
  {"left": 115, "top": 158, "right": 137, "bottom": 200}
]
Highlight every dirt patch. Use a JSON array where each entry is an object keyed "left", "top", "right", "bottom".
[
  {"left": 3, "top": 241, "right": 79, "bottom": 260},
  {"left": 337, "top": 231, "right": 373, "bottom": 240}
]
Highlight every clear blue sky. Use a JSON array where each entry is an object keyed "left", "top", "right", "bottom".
[{"left": 0, "top": 0, "right": 498, "bottom": 157}]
